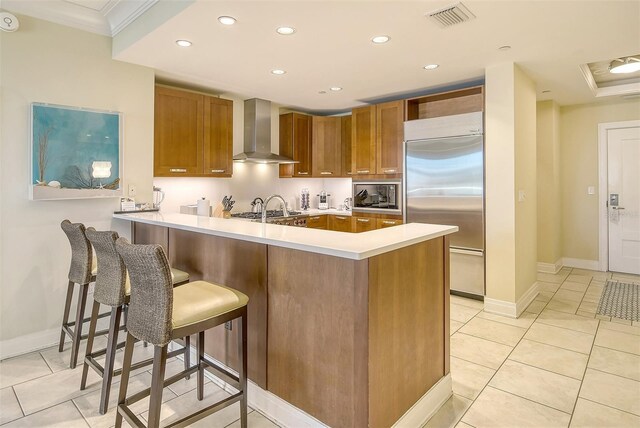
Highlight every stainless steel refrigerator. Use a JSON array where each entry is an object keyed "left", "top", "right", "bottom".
[{"left": 404, "top": 112, "right": 485, "bottom": 297}]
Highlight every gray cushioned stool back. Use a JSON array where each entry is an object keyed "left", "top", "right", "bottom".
[
  {"left": 61, "top": 220, "right": 93, "bottom": 285},
  {"left": 86, "top": 228, "right": 126, "bottom": 307},
  {"left": 115, "top": 237, "right": 173, "bottom": 346}
]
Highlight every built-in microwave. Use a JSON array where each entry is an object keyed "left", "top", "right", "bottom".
[{"left": 352, "top": 180, "right": 402, "bottom": 214}]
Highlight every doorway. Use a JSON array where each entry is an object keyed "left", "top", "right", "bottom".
[{"left": 598, "top": 121, "right": 640, "bottom": 275}]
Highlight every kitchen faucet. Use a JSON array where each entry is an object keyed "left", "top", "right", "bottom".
[{"left": 262, "top": 194, "right": 289, "bottom": 223}]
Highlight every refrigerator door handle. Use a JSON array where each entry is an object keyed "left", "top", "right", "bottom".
[{"left": 450, "top": 248, "right": 484, "bottom": 256}]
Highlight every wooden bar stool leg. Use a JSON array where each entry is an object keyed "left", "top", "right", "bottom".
[
  {"left": 99, "top": 306, "right": 122, "bottom": 414},
  {"left": 80, "top": 300, "right": 100, "bottom": 390},
  {"left": 197, "top": 331, "right": 205, "bottom": 401},
  {"left": 58, "top": 281, "right": 75, "bottom": 352},
  {"left": 115, "top": 332, "right": 135, "bottom": 428},
  {"left": 148, "top": 345, "right": 168, "bottom": 428},
  {"left": 184, "top": 335, "right": 191, "bottom": 380},
  {"left": 70, "top": 283, "right": 89, "bottom": 369},
  {"left": 239, "top": 310, "right": 248, "bottom": 428}
]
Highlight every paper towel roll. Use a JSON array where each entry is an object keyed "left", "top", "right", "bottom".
[{"left": 196, "top": 198, "right": 210, "bottom": 216}]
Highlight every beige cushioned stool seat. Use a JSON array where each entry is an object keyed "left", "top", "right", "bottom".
[
  {"left": 170, "top": 268, "right": 189, "bottom": 284},
  {"left": 172, "top": 280, "right": 249, "bottom": 329}
]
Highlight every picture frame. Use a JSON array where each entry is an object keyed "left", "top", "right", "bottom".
[{"left": 30, "top": 103, "right": 123, "bottom": 200}]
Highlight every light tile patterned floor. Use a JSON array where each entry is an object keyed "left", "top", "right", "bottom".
[
  {"left": 0, "top": 341, "right": 279, "bottom": 427},
  {"left": 427, "top": 268, "right": 640, "bottom": 428},
  {"left": 1, "top": 268, "right": 639, "bottom": 427}
]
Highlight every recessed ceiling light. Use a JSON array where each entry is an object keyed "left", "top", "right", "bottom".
[
  {"left": 318, "top": 90, "right": 327, "bottom": 94},
  {"left": 330, "top": 87, "right": 342, "bottom": 91},
  {"left": 271, "top": 69, "right": 286, "bottom": 75},
  {"left": 176, "top": 40, "right": 192, "bottom": 47},
  {"left": 498, "top": 45, "right": 511, "bottom": 51},
  {"left": 609, "top": 56, "right": 640, "bottom": 74},
  {"left": 542, "top": 90, "right": 551, "bottom": 94},
  {"left": 276, "top": 26, "right": 296, "bottom": 35},
  {"left": 371, "top": 35, "right": 390, "bottom": 44},
  {"left": 218, "top": 16, "right": 236, "bottom": 25},
  {"left": 423, "top": 64, "right": 439, "bottom": 70}
]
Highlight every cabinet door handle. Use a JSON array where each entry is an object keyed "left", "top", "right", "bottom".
[
  {"left": 320, "top": 171, "right": 333, "bottom": 175},
  {"left": 357, "top": 170, "right": 370, "bottom": 174},
  {"left": 335, "top": 216, "right": 347, "bottom": 220},
  {"left": 170, "top": 168, "right": 187, "bottom": 173},
  {"left": 357, "top": 218, "right": 370, "bottom": 223},
  {"left": 383, "top": 169, "right": 397, "bottom": 173},
  {"left": 309, "top": 216, "right": 321, "bottom": 220},
  {"left": 382, "top": 220, "right": 396, "bottom": 225},
  {"left": 297, "top": 171, "right": 309, "bottom": 175},
  {"left": 346, "top": 171, "right": 353, "bottom": 175},
  {"left": 210, "top": 169, "right": 225, "bottom": 173}
]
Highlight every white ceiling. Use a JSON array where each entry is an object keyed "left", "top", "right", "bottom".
[{"left": 5, "top": 0, "right": 640, "bottom": 112}]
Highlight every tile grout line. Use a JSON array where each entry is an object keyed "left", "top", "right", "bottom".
[
  {"left": 578, "top": 396, "right": 640, "bottom": 419},
  {"left": 69, "top": 398, "right": 91, "bottom": 427},
  {"left": 586, "top": 366, "right": 640, "bottom": 384},
  {"left": 7, "top": 386, "right": 25, "bottom": 425}
]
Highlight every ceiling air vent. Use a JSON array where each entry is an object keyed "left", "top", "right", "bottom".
[{"left": 427, "top": 2, "right": 476, "bottom": 27}]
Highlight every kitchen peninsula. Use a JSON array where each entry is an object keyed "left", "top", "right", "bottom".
[{"left": 113, "top": 212, "right": 457, "bottom": 428}]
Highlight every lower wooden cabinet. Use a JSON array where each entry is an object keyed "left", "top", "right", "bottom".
[
  {"left": 306, "top": 215, "right": 328, "bottom": 229},
  {"left": 352, "top": 216, "right": 377, "bottom": 233},
  {"left": 328, "top": 215, "right": 352, "bottom": 232},
  {"left": 377, "top": 218, "right": 403, "bottom": 229}
]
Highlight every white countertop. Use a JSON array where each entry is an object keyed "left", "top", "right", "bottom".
[{"left": 113, "top": 212, "right": 457, "bottom": 260}]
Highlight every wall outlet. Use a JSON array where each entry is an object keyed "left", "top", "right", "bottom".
[
  {"left": 518, "top": 190, "right": 526, "bottom": 202},
  {"left": 128, "top": 184, "right": 136, "bottom": 198}
]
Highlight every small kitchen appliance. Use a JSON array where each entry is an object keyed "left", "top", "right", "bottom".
[
  {"left": 352, "top": 181, "right": 401, "bottom": 214},
  {"left": 317, "top": 191, "right": 330, "bottom": 210},
  {"left": 152, "top": 186, "right": 165, "bottom": 209}
]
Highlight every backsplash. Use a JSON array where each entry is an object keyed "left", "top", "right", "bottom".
[{"left": 154, "top": 163, "right": 352, "bottom": 214}]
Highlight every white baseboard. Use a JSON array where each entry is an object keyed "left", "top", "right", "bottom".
[
  {"left": 392, "top": 374, "right": 452, "bottom": 428},
  {"left": 484, "top": 281, "right": 539, "bottom": 319},
  {"left": 537, "top": 259, "right": 563, "bottom": 274},
  {"left": 562, "top": 257, "right": 601, "bottom": 271},
  {"left": 199, "top": 354, "right": 452, "bottom": 428},
  {"left": 0, "top": 327, "right": 65, "bottom": 360}
]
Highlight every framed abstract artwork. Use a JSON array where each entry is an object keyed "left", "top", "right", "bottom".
[{"left": 30, "top": 103, "right": 123, "bottom": 200}]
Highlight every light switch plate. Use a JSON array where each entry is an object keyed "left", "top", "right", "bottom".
[
  {"left": 518, "top": 190, "right": 526, "bottom": 202},
  {"left": 128, "top": 184, "right": 136, "bottom": 197},
  {"left": 587, "top": 186, "right": 595, "bottom": 195}
]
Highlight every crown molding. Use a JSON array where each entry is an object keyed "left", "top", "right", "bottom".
[{"left": 0, "top": 0, "right": 157, "bottom": 36}]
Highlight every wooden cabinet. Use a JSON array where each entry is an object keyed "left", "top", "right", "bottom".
[
  {"left": 312, "top": 116, "right": 342, "bottom": 177},
  {"left": 352, "top": 216, "right": 377, "bottom": 233},
  {"left": 351, "top": 101, "right": 404, "bottom": 177},
  {"left": 377, "top": 218, "right": 403, "bottom": 229},
  {"left": 306, "top": 215, "right": 327, "bottom": 229},
  {"left": 376, "top": 100, "right": 404, "bottom": 175},
  {"left": 203, "top": 96, "right": 233, "bottom": 176},
  {"left": 328, "top": 215, "right": 353, "bottom": 232},
  {"left": 406, "top": 85, "right": 484, "bottom": 120},
  {"left": 351, "top": 106, "right": 376, "bottom": 176},
  {"left": 154, "top": 86, "right": 232, "bottom": 177},
  {"left": 341, "top": 115, "right": 353, "bottom": 177},
  {"left": 279, "top": 113, "right": 312, "bottom": 178}
]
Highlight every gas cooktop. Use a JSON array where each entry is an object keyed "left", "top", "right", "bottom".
[{"left": 231, "top": 210, "right": 303, "bottom": 220}]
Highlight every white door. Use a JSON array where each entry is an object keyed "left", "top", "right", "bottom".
[{"left": 608, "top": 126, "right": 640, "bottom": 275}]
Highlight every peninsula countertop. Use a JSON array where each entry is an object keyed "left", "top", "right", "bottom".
[{"left": 113, "top": 211, "right": 457, "bottom": 260}]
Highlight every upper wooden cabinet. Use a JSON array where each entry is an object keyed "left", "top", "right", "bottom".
[
  {"left": 351, "top": 106, "right": 377, "bottom": 175},
  {"left": 203, "top": 96, "right": 233, "bottom": 176},
  {"left": 352, "top": 101, "right": 404, "bottom": 176},
  {"left": 312, "top": 116, "right": 342, "bottom": 177},
  {"left": 154, "top": 86, "right": 233, "bottom": 177},
  {"left": 376, "top": 100, "right": 404, "bottom": 175},
  {"left": 341, "top": 115, "right": 353, "bottom": 177},
  {"left": 279, "top": 113, "right": 312, "bottom": 178}
]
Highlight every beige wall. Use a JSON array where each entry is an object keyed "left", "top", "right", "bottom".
[
  {"left": 0, "top": 15, "right": 155, "bottom": 357},
  {"left": 513, "top": 66, "right": 537, "bottom": 299},
  {"left": 537, "top": 101, "right": 563, "bottom": 266},
  {"left": 485, "top": 62, "right": 537, "bottom": 305},
  {"left": 560, "top": 98, "right": 640, "bottom": 263}
]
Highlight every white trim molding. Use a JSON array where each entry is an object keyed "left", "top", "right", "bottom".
[
  {"left": 392, "top": 374, "right": 452, "bottom": 428},
  {"left": 598, "top": 120, "right": 640, "bottom": 273},
  {"left": 537, "top": 259, "right": 563, "bottom": 274},
  {"left": 0, "top": 327, "right": 64, "bottom": 360},
  {"left": 484, "top": 281, "right": 539, "bottom": 318},
  {"left": 563, "top": 257, "right": 601, "bottom": 271}
]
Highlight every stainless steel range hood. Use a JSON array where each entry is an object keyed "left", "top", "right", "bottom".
[{"left": 233, "top": 98, "right": 298, "bottom": 164}]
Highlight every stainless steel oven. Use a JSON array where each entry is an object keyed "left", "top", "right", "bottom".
[{"left": 352, "top": 180, "right": 402, "bottom": 214}]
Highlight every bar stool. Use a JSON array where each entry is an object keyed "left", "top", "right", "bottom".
[
  {"left": 59, "top": 220, "right": 111, "bottom": 369},
  {"left": 82, "top": 228, "right": 192, "bottom": 414},
  {"left": 114, "top": 238, "right": 248, "bottom": 428}
]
